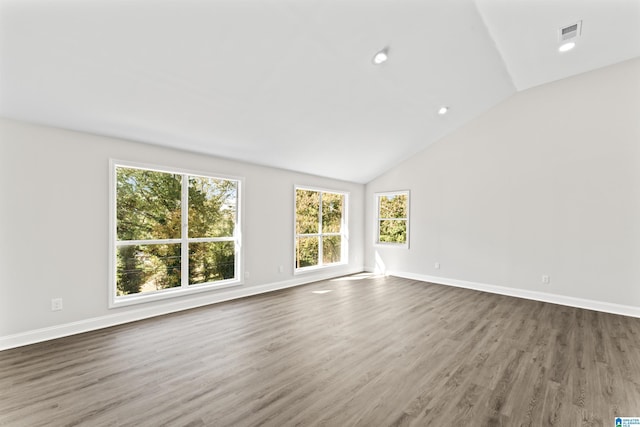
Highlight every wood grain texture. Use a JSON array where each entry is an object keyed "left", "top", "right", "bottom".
[{"left": 1, "top": 274, "right": 640, "bottom": 426}]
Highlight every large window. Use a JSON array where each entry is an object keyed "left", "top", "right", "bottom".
[
  {"left": 295, "top": 187, "right": 347, "bottom": 271},
  {"left": 375, "top": 191, "right": 409, "bottom": 247},
  {"left": 111, "top": 162, "right": 241, "bottom": 306}
]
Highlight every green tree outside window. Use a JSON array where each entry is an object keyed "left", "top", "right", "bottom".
[
  {"left": 295, "top": 188, "right": 346, "bottom": 269},
  {"left": 376, "top": 192, "right": 409, "bottom": 245},
  {"left": 115, "top": 166, "right": 238, "bottom": 297}
]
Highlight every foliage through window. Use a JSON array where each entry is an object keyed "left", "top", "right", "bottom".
[
  {"left": 295, "top": 188, "right": 347, "bottom": 270},
  {"left": 376, "top": 191, "right": 409, "bottom": 246},
  {"left": 113, "top": 163, "right": 240, "bottom": 303}
]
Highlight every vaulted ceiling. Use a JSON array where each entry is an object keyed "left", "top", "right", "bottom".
[{"left": 1, "top": 0, "right": 638, "bottom": 183}]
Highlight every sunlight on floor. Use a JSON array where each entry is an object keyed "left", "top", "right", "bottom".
[{"left": 329, "top": 273, "right": 384, "bottom": 282}]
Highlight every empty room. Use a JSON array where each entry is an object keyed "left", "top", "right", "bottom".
[{"left": 1, "top": 0, "right": 639, "bottom": 425}]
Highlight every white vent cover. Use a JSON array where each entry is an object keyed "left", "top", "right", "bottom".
[{"left": 559, "top": 21, "right": 582, "bottom": 42}]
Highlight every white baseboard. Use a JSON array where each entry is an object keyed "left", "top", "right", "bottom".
[
  {"left": 383, "top": 269, "right": 640, "bottom": 319},
  {"left": 0, "top": 267, "right": 362, "bottom": 351}
]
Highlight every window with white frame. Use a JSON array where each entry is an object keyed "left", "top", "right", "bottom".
[
  {"left": 111, "top": 162, "right": 241, "bottom": 306},
  {"left": 295, "top": 187, "right": 347, "bottom": 271},
  {"left": 375, "top": 191, "right": 409, "bottom": 246}
]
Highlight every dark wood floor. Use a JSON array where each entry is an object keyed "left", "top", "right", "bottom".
[{"left": 1, "top": 274, "right": 640, "bottom": 426}]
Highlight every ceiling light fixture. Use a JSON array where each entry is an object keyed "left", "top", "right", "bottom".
[
  {"left": 372, "top": 48, "right": 388, "bottom": 65},
  {"left": 558, "top": 41, "right": 576, "bottom": 53},
  {"left": 438, "top": 106, "right": 449, "bottom": 115}
]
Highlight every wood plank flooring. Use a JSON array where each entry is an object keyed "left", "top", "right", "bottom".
[{"left": 1, "top": 274, "right": 640, "bottom": 426}]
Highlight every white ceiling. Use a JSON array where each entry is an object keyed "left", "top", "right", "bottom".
[
  {"left": 1, "top": 0, "right": 638, "bottom": 183},
  {"left": 476, "top": 0, "right": 640, "bottom": 91}
]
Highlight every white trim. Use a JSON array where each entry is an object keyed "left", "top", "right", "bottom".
[
  {"left": 295, "top": 184, "right": 351, "bottom": 195},
  {"left": 110, "top": 279, "right": 242, "bottom": 308},
  {"left": 109, "top": 160, "right": 244, "bottom": 308},
  {"left": 109, "top": 158, "right": 245, "bottom": 183},
  {"left": 116, "top": 239, "right": 183, "bottom": 246},
  {"left": 108, "top": 159, "right": 117, "bottom": 309},
  {"left": 185, "top": 237, "right": 235, "bottom": 243},
  {"left": 374, "top": 190, "right": 410, "bottom": 248},
  {"left": 380, "top": 269, "right": 640, "bottom": 319},
  {"left": 180, "top": 169, "right": 189, "bottom": 289},
  {"left": 294, "top": 261, "right": 349, "bottom": 275},
  {"left": 0, "top": 266, "right": 363, "bottom": 351},
  {"left": 293, "top": 185, "right": 349, "bottom": 272},
  {"left": 7, "top": 267, "right": 636, "bottom": 351}
]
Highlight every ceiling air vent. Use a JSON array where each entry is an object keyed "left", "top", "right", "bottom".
[{"left": 559, "top": 21, "right": 582, "bottom": 42}]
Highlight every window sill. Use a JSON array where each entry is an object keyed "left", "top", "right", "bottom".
[
  {"left": 294, "top": 262, "right": 347, "bottom": 275},
  {"left": 374, "top": 242, "right": 410, "bottom": 249},
  {"left": 109, "top": 279, "right": 242, "bottom": 309}
]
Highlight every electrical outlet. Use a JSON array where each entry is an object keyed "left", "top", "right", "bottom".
[
  {"left": 542, "top": 275, "right": 550, "bottom": 284},
  {"left": 434, "top": 262, "right": 440, "bottom": 269},
  {"left": 51, "top": 298, "right": 63, "bottom": 311},
  {"left": 278, "top": 265, "right": 284, "bottom": 273},
  {"left": 245, "top": 271, "right": 250, "bottom": 279}
]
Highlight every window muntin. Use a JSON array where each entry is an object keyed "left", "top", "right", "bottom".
[
  {"left": 112, "top": 163, "right": 240, "bottom": 305},
  {"left": 295, "top": 187, "right": 347, "bottom": 271},
  {"left": 375, "top": 191, "right": 409, "bottom": 246}
]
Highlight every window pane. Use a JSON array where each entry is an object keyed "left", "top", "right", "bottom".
[
  {"left": 379, "top": 194, "right": 407, "bottom": 219},
  {"left": 116, "top": 244, "right": 181, "bottom": 296},
  {"left": 116, "top": 167, "right": 182, "bottom": 241},
  {"left": 189, "top": 177, "right": 237, "bottom": 238},
  {"left": 189, "top": 241, "right": 235, "bottom": 284},
  {"left": 322, "top": 193, "right": 343, "bottom": 233},
  {"left": 296, "top": 236, "right": 319, "bottom": 268},
  {"left": 296, "top": 190, "right": 320, "bottom": 234},
  {"left": 323, "top": 236, "right": 341, "bottom": 264},
  {"left": 379, "top": 220, "right": 407, "bottom": 243}
]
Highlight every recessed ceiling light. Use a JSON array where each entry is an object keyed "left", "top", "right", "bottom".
[
  {"left": 372, "top": 49, "right": 388, "bottom": 65},
  {"left": 438, "top": 106, "right": 449, "bottom": 115},
  {"left": 558, "top": 42, "right": 576, "bottom": 53}
]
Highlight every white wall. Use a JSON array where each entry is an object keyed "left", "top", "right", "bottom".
[
  {"left": 0, "top": 119, "right": 365, "bottom": 347},
  {"left": 366, "top": 58, "right": 640, "bottom": 312}
]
